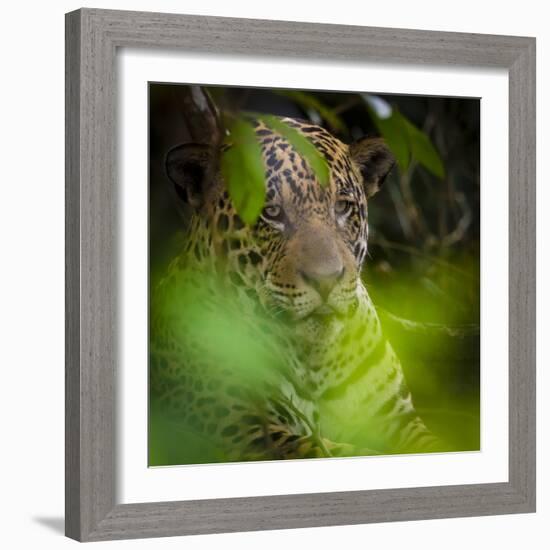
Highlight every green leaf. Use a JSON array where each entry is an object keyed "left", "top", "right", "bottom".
[
  {"left": 363, "top": 94, "right": 444, "bottom": 179},
  {"left": 398, "top": 114, "right": 445, "bottom": 179},
  {"left": 272, "top": 90, "right": 347, "bottom": 133},
  {"left": 257, "top": 114, "right": 330, "bottom": 187},
  {"left": 220, "top": 118, "right": 266, "bottom": 225},
  {"left": 220, "top": 113, "right": 332, "bottom": 224},
  {"left": 365, "top": 103, "right": 411, "bottom": 172}
]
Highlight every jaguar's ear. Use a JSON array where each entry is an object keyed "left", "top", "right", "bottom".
[
  {"left": 165, "top": 143, "right": 213, "bottom": 209},
  {"left": 350, "top": 137, "right": 395, "bottom": 198}
]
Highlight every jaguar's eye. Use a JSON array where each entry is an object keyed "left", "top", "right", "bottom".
[
  {"left": 262, "top": 204, "right": 283, "bottom": 220},
  {"left": 335, "top": 199, "right": 354, "bottom": 216}
]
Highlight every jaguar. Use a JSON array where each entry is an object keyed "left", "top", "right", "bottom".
[{"left": 150, "top": 116, "right": 444, "bottom": 463}]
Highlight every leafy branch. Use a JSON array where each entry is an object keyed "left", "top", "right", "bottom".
[
  {"left": 215, "top": 89, "right": 445, "bottom": 227},
  {"left": 363, "top": 94, "right": 445, "bottom": 179}
]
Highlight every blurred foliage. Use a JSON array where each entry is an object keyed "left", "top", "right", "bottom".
[
  {"left": 149, "top": 83, "right": 481, "bottom": 464},
  {"left": 153, "top": 267, "right": 283, "bottom": 385},
  {"left": 150, "top": 266, "right": 286, "bottom": 465},
  {"left": 150, "top": 261, "right": 478, "bottom": 465}
]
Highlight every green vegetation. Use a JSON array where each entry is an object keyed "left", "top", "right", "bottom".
[
  {"left": 219, "top": 93, "right": 444, "bottom": 224},
  {"left": 220, "top": 117, "right": 266, "bottom": 225},
  {"left": 365, "top": 94, "right": 445, "bottom": 178},
  {"left": 221, "top": 113, "right": 330, "bottom": 224},
  {"left": 148, "top": 84, "right": 481, "bottom": 465}
]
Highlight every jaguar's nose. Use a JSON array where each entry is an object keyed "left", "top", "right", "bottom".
[{"left": 300, "top": 267, "right": 345, "bottom": 301}]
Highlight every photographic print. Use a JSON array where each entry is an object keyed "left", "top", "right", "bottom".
[{"left": 149, "top": 84, "right": 480, "bottom": 466}]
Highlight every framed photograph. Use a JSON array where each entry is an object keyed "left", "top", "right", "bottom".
[{"left": 65, "top": 8, "right": 536, "bottom": 542}]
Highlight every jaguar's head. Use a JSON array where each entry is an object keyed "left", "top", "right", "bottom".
[{"left": 166, "top": 117, "right": 394, "bottom": 323}]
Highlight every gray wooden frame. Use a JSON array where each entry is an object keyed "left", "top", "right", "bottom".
[{"left": 65, "top": 8, "right": 536, "bottom": 542}]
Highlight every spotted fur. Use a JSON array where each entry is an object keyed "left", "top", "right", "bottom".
[{"left": 152, "top": 117, "right": 443, "bottom": 462}]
